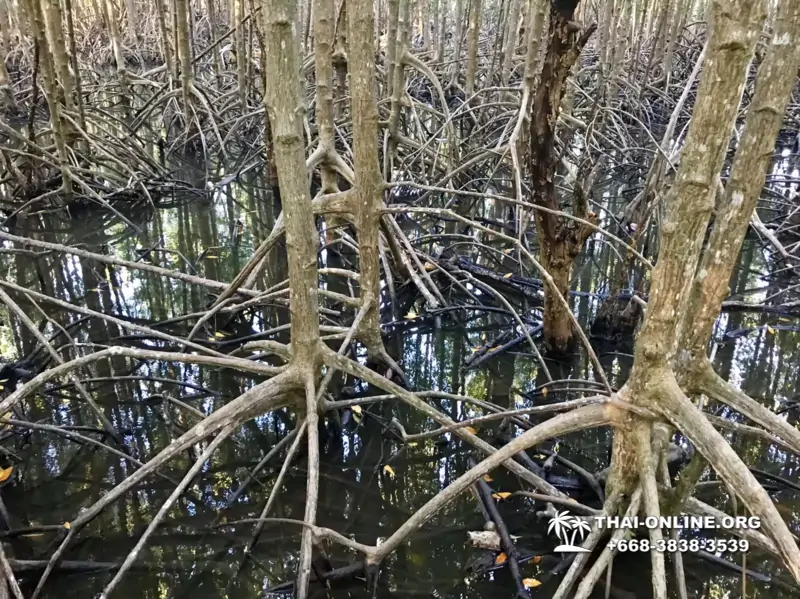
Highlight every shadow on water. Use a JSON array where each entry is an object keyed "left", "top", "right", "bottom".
[{"left": 1, "top": 155, "right": 799, "bottom": 599}]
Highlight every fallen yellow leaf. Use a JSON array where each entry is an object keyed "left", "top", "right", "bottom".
[
  {"left": 483, "top": 474, "right": 493, "bottom": 482},
  {"left": 471, "top": 347, "right": 481, "bottom": 353},
  {"left": 407, "top": 441, "right": 418, "bottom": 447},
  {"left": 765, "top": 325, "right": 775, "bottom": 335},
  {"left": 541, "top": 386, "right": 549, "bottom": 397},
  {"left": 351, "top": 405, "right": 363, "bottom": 414},
  {"left": 523, "top": 578, "right": 541, "bottom": 588},
  {"left": 205, "top": 255, "right": 219, "bottom": 260},
  {"left": 424, "top": 262, "right": 436, "bottom": 271},
  {"left": 495, "top": 552, "right": 508, "bottom": 565},
  {"left": 383, "top": 465, "right": 396, "bottom": 479},
  {"left": 465, "top": 427, "right": 478, "bottom": 435},
  {"left": 0, "top": 466, "right": 12, "bottom": 483},
  {"left": 214, "top": 331, "right": 227, "bottom": 339},
  {"left": 503, "top": 272, "right": 513, "bottom": 279},
  {"left": 405, "top": 308, "right": 417, "bottom": 319},
  {"left": 492, "top": 492, "right": 512, "bottom": 500},
  {"left": 63, "top": 522, "right": 71, "bottom": 529}
]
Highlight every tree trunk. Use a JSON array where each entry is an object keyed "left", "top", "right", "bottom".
[
  {"left": 449, "top": 0, "right": 464, "bottom": 81},
  {"left": 528, "top": 0, "right": 596, "bottom": 355},
  {"left": 174, "top": 0, "right": 194, "bottom": 116},
  {"left": 41, "top": 0, "right": 75, "bottom": 114},
  {"left": 104, "top": 0, "right": 130, "bottom": 97},
  {"left": 464, "top": 0, "right": 481, "bottom": 97},
  {"left": 22, "top": 0, "right": 71, "bottom": 195},
  {"left": 500, "top": 0, "right": 521, "bottom": 85},
  {"left": 348, "top": 0, "right": 401, "bottom": 373},
  {"left": 262, "top": 0, "right": 322, "bottom": 367},
  {"left": 680, "top": 0, "right": 800, "bottom": 380},
  {"left": 0, "top": 0, "right": 16, "bottom": 113},
  {"left": 154, "top": 0, "right": 175, "bottom": 80},
  {"left": 384, "top": 0, "right": 408, "bottom": 177},
  {"left": 435, "top": 0, "right": 445, "bottom": 62},
  {"left": 608, "top": 0, "right": 771, "bottom": 537}
]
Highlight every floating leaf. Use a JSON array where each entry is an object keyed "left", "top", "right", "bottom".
[
  {"left": 383, "top": 465, "right": 396, "bottom": 479},
  {"left": 0, "top": 467, "right": 12, "bottom": 483},
  {"left": 503, "top": 273, "right": 513, "bottom": 279},
  {"left": 495, "top": 552, "right": 508, "bottom": 565},
  {"left": 63, "top": 522, "right": 71, "bottom": 529},
  {"left": 492, "top": 492, "right": 512, "bottom": 500},
  {"left": 465, "top": 427, "right": 478, "bottom": 435},
  {"left": 405, "top": 308, "right": 417, "bottom": 319},
  {"left": 522, "top": 578, "right": 542, "bottom": 588},
  {"left": 541, "top": 387, "right": 549, "bottom": 397},
  {"left": 483, "top": 474, "right": 493, "bottom": 482}
]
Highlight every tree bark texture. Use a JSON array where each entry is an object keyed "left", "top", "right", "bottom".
[{"left": 527, "top": 0, "right": 596, "bottom": 355}]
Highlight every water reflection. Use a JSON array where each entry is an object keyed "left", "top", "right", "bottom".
[{"left": 0, "top": 157, "right": 798, "bottom": 599}]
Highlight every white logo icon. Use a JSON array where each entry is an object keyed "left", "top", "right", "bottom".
[{"left": 548, "top": 510, "right": 591, "bottom": 552}]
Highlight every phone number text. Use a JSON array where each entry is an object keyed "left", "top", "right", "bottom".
[{"left": 608, "top": 538, "right": 749, "bottom": 553}]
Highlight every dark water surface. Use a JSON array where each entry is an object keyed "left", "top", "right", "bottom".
[{"left": 1, "top": 156, "right": 799, "bottom": 599}]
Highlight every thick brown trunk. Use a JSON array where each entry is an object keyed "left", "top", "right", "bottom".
[
  {"left": 528, "top": 0, "right": 595, "bottom": 355},
  {"left": 540, "top": 245, "right": 573, "bottom": 354}
]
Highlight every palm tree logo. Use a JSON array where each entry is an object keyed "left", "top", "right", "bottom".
[{"left": 548, "top": 510, "right": 591, "bottom": 552}]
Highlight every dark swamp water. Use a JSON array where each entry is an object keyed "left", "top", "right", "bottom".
[{"left": 1, "top": 154, "right": 799, "bottom": 599}]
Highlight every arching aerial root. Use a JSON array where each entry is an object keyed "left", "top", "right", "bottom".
[{"left": 553, "top": 371, "right": 800, "bottom": 599}]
